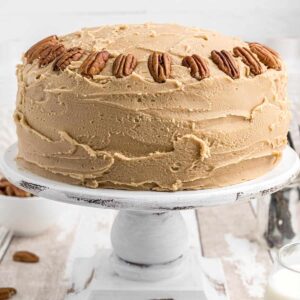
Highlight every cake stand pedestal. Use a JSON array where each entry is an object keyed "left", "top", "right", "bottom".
[{"left": 1, "top": 144, "right": 300, "bottom": 300}]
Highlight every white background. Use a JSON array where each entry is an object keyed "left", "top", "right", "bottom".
[{"left": 1, "top": 0, "right": 300, "bottom": 41}]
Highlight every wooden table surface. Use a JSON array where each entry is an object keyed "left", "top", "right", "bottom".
[{"left": 0, "top": 197, "right": 293, "bottom": 300}]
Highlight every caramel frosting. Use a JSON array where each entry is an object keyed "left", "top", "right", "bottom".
[{"left": 14, "top": 23, "right": 290, "bottom": 191}]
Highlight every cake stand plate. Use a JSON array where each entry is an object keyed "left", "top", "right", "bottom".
[
  {"left": 2, "top": 145, "right": 299, "bottom": 211},
  {"left": 1, "top": 144, "right": 300, "bottom": 300}
]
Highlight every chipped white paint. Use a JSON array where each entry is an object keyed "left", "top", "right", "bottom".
[
  {"left": 111, "top": 211, "right": 189, "bottom": 265},
  {"left": 110, "top": 251, "right": 188, "bottom": 282},
  {"left": 111, "top": 211, "right": 189, "bottom": 281}
]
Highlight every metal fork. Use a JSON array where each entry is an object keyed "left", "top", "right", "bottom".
[
  {"left": 287, "top": 95, "right": 300, "bottom": 187},
  {"left": 264, "top": 95, "right": 300, "bottom": 248},
  {"left": 0, "top": 226, "right": 13, "bottom": 263}
]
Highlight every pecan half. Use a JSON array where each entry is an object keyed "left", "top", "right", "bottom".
[
  {"left": 0, "top": 178, "right": 31, "bottom": 197},
  {"left": 53, "top": 47, "right": 85, "bottom": 71},
  {"left": 211, "top": 50, "right": 240, "bottom": 79},
  {"left": 233, "top": 46, "right": 263, "bottom": 75},
  {"left": 148, "top": 52, "right": 172, "bottom": 83},
  {"left": 79, "top": 51, "right": 110, "bottom": 77},
  {"left": 248, "top": 42, "right": 281, "bottom": 70},
  {"left": 39, "top": 43, "right": 66, "bottom": 67},
  {"left": 182, "top": 54, "right": 210, "bottom": 80},
  {"left": 0, "top": 287, "right": 17, "bottom": 300},
  {"left": 13, "top": 251, "right": 39, "bottom": 263},
  {"left": 112, "top": 54, "right": 137, "bottom": 78},
  {"left": 25, "top": 35, "right": 58, "bottom": 64}
]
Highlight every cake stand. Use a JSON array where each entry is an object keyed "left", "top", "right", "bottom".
[{"left": 1, "top": 144, "right": 300, "bottom": 300}]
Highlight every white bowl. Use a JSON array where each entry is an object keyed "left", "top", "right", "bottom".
[{"left": 0, "top": 194, "right": 63, "bottom": 236}]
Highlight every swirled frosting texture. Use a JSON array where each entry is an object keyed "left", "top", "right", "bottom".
[{"left": 15, "top": 24, "right": 290, "bottom": 191}]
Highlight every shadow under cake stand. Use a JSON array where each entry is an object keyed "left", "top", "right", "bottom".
[{"left": 2, "top": 144, "right": 300, "bottom": 300}]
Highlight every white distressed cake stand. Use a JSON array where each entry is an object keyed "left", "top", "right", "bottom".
[{"left": 1, "top": 144, "right": 300, "bottom": 300}]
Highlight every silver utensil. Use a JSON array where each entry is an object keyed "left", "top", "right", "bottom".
[
  {"left": 263, "top": 93, "right": 300, "bottom": 248},
  {"left": 0, "top": 226, "right": 13, "bottom": 262}
]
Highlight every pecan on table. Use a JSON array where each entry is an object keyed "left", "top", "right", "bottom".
[
  {"left": 182, "top": 54, "right": 210, "bottom": 80},
  {"left": 53, "top": 47, "right": 85, "bottom": 71},
  {"left": 13, "top": 251, "right": 39, "bottom": 263},
  {"left": 0, "top": 287, "right": 17, "bottom": 300},
  {"left": 211, "top": 50, "right": 240, "bottom": 79},
  {"left": 148, "top": 52, "right": 172, "bottom": 83},
  {"left": 233, "top": 46, "right": 263, "bottom": 75},
  {"left": 248, "top": 42, "right": 281, "bottom": 71},
  {"left": 25, "top": 35, "right": 58, "bottom": 64},
  {"left": 112, "top": 54, "right": 137, "bottom": 78},
  {"left": 79, "top": 50, "right": 110, "bottom": 77}
]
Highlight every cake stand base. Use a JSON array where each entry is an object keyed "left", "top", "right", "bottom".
[
  {"left": 110, "top": 210, "right": 189, "bottom": 281},
  {"left": 68, "top": 249, "right": 226, "bottom": 300}
]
